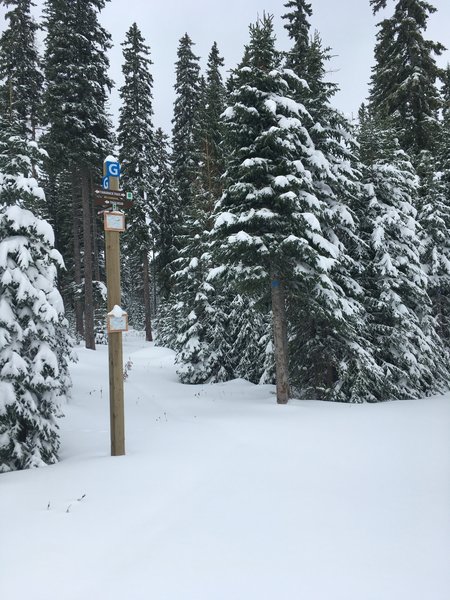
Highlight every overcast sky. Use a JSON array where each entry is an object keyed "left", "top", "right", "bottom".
[{"left": 1, "top": 0, "right": 450, "bottom": 133}]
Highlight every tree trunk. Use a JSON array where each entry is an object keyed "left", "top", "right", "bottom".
[
  {"left": 142, "top": 251, "right": 153, "bottom": 342},
  {"left": 90, "top": 171, "right": 101, "bottom": 283},
  {"left": 151, "top": 257, "right": 158, "bottom": 314},
  {"left": 271, "top": 276, "right": 290, "bottom": 404},
  {"left": 81, "top": 167, "right": 95, "bottom": 350},
  {"left": 72, "top": 172, "right": 84, "bottom": 338}
]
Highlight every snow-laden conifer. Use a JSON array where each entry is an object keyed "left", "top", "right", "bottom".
[
  {"left": 118, "top": 23, "right": 156, "bottom": 341},
  {"left": 175, "top": 251, "right": 232, "bottom": 384},
  {"left": 358, "top": 108, "right": 449, "bottom": 398},
  {"left": 171, "top": 33, "right": 201, "bottom": 208},
  {"left": 0, "top": 124, "right": 74, "bottom": 472},
  {"left": 43, "top": 0, "right": 114, "bottom": 350},
  {"left": 282, "top": 0, "right": 312, "bottom": 82},
  {"left": 369, "top": 0, "right": 446, "bottom": 158},
  {"left": 0, "top": 206, "right": 70, "bottom": 472},
  {"left": 418, "top": 93, "right": 450, "bottom": 347},
  {"left": 211, "top": 14, "right": 342, "bottom": 403},
  {"left": 152, "top": 128, "right": 180, "bottom": 303},
  {"left": 172, "top": 43, "right": 230, "bottom": 384},
  {"left": 228, "top": 294, "right": 272, "bottom": 384},
  {"left": 281, "top": 4, "right": 383, "bottom": 401},
  {"left": 0, "top": 0, "right": 43, "bottom": 139}
]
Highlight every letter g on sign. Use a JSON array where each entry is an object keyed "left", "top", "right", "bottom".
[{"left": 106, "top": 162, "right": 121, "bottom": 178}]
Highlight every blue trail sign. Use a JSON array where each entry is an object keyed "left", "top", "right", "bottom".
[{"left": 106, "top": 161, "right": 121, "bottom": 178}]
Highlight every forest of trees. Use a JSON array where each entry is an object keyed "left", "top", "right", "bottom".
[{"left": 1, "top": 0, "right": 450, "bottom": 471}]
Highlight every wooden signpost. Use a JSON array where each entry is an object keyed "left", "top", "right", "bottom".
[{"left": 102, "top": 157, "right": 128, "bottom": 457}]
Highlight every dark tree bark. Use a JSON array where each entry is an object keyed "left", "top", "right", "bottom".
[
  {"left": 90, "top": 172, "right": 101, "bottom": 282},
  {"left": 72, "top": 171, "right": 84, "bottom": 338},
  {"left": 142, "top": 251, "right": 153, "bottom": 342},
  {"left": 81, "top": 167, "right": 95, "bottom": 350},
  {"left": 271, "top": 276, "right": 290, "bottom": 404}
]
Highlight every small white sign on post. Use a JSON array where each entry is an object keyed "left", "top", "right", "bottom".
[
  {"left": 107, "top": 305, "right": 129, "bottom": 334},
  {"left": 104, "top": 211, "right": 126, "bottom": 232}
]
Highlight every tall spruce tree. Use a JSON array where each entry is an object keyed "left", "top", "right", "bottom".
[
  {"left": 43, "top": 0, "right": 114, "bottom": 350},
  {"left": 211, "top": 14, "right": 344, "bottom": 403},
  {"left": 369, "top": 0, "right": 446, "bottom": 158},
  {"left": 0, "top": 0, "right": 43, "bottom": 139},
  {"left": 169, "top": 34, "right": 204, "bottom": 356},
  {"left": 417, "top": 73, "right": 450, "bottom": 347},
  {"left": 152, "top": 128, "right": 180, "bottom": 304},
  {"left": 171, "top": 33, "right": 201, "bottom": 208},
  {"left": 199, "top": 41, "right": 226, "bottom": 210},
  {"left": 282, "top": 0, "right": 312, "bottom": 81},
  {"left": 282, "top": 2, "right": 381, "bottom": 401},
  {"left": 357, "top": 106, "right": 449, "bottom": 398},
  {"left": 419, "top": 165, "right": 450, "bottom": 346},
  {"left": 172, "top": 43, "right": 229, "bottom": 384},
  {"left": 118, "top": 23, "right": 155, "bottom": 342}
]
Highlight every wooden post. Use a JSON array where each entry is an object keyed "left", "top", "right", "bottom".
[{"left": 104, "top": 159, "right": 125, "bottom": 456}]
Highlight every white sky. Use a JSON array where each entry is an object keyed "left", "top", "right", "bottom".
[{"left": 1, "top": 0, "right": 450, "bottom": 133}]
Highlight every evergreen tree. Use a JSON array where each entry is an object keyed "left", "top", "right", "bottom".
[
  {"left": 0, "top": 0, "right": 43, "bottom": 139},
  {"left": 442, "top": 64, "right": 450, "bottom": 118},
  {"left": 171, "top": 33, "right": 201, "bottom": 208},
  {"left": 0, "top": 115, "right": 46, "bottom": 213},
  {"left": 282, "top": 0, "right": 312, "bottom": 81},
  {"left": 228, "top": 294, "right": 271, "bottom": 384},
  {"left": 369, "top": 0, "right": 446, "bottom": 158},
  {"left": 175, "top": 251, "right": 229, "bottom": 384},
  {"left": 419, "top": 167, "right": 450, "bottom": 346},
  {"left": 211, "top": 14, "right": 339, "bottom": 403},
  {"left": 282, "top": 3, "right": 381, "bottom": 401},
  {"left": 0, "top": 123, "right": 74, "bottom": 472},
  {"left": 198, "top": 42, "right": 226, "bottom": 210},
  {"left": 172, "top": 42, "right": 229, "bottom": 383},
  {"left": 358, "top": 107, "right": 449, "bottom": 398},
  {"left": 118, "top": 23, "right": 155, "bottom": 341},
  {"left": 417, "top": 79, "right": 450, "bottom": 347},
  {"left": 152, "top": 128, "right": 180, "bottom": 302},
  {"left": 43, "top": 0, "right": 114, "bottom": 350}
]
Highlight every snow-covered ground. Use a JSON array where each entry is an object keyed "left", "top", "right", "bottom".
[{"left": 1, "top": 332, "right": 450, "bottom": 600}]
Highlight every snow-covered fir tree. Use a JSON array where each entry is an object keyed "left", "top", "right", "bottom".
[
  {"left": 166, "top": 34, "right": 208, "bottom": 364},
  {"left": 419, "top": 163, "right": 450, "bottom": 346},
  {"left": 357, "top": 107, "right": 449, "bottom": 398},
  {"left": 118, "top": 23, "right": 156, "bottom": 342},
  {"left": 152, "top": 128, "right": 180, "bottom": 304},
  {"left": 0, "top": 0, "right": 43, "bottom": 139},
  {"left": 0, "top": 119, "right": 74, "bottom": 472},
  {"left": 369, "top": 0, "right": 446, "bottom": 159},
  {"left": 172, "top": 43, "right": 230, "bottom": 385},
  {"left": 0, "top": 117, "right": 46, "bottom": 214},
  {"left": 282, "top": 0, "right": 312, "bottom": 82},
  {"left": 171, "top": 33, "right": 201, "bottom": 208},
  {"left": 174, "top": 250, "right": 231, "bottom": 384},
  {"left": 197, "top": 42, "right": 226, "bottom": 210},
  {"left": 417, "top": 83, "right": 450, "bottom": 347},
  {"left": 211, "top": 14, "right": 349, "bottom": 403},
  {"left": 43, "top": 0, "right": 114, "bottom": 350},
  {"left": 282, "top": 3, "right": 383, "bottom": 401},
  {"left": 227, "top": 294, "right": 272, "bottom": 384}
]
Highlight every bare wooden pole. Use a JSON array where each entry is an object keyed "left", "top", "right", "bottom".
[{"left": 104, "top": 161, "right": 125, "bottom": 456}]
